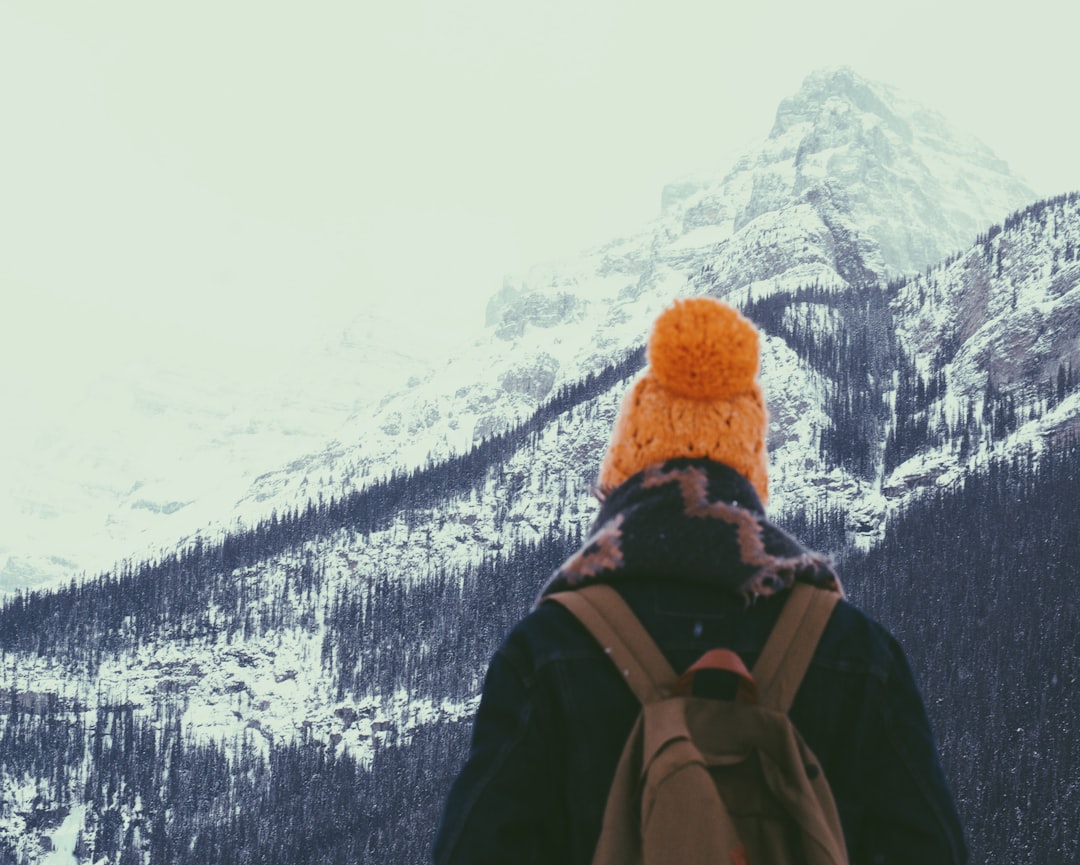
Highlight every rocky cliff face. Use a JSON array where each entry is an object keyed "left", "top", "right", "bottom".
[{"left": 893, "top": 193, "right": 1080, "bottom": 418}]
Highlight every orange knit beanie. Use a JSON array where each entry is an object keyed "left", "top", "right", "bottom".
[{"left": 598, "top": 297, "right": 769, "bottom": 503}]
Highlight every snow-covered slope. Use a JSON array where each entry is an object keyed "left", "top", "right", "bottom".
[
  {"left": 883, "top": 192, "right": 1080, "bottom": 496},
  {"left": 0, "top": 67, "right": 1037, "bottom": 595},
  {"left": 0, "top": 312, "right": 446, "bottom": 592},
  {"left": 230, "top": 66, "right": 1037, "bottom": 526},
  {"left": 894, "top": 195, "right": 1080, "bottom": 397}
]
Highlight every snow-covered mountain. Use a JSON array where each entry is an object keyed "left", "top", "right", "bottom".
[
  {"left": 0, "top": 311, "right": 449, "bottom": 593},
  {"left": 885, "top": 194, "right": 1080, "bottom": 491},
  {"left": 0, "top": 67, "right": 1038, "bottom": 595},
  {"left": 678, "top": 65, "right": 1033, "bottom": 275},
  {"left": 228, "top": 66, "right": 1038, "bottom": 522},
  {"left": 3, "top": 67, "right": 1078, "bottom": 863}
]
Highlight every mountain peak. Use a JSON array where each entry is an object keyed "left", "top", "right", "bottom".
[
  {"left": 729, "top": 67, "right": 1036, "bottom": 274},
  {"left": 772, "top": 66, "right": 903, "bottom": 139},
  {"left": 661, "top": 70, "right": 1034, "bottom": 277}
]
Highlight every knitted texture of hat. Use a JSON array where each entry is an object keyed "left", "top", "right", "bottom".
[{"left": 598, "top": 297, "right": 769, "bottom": 503}]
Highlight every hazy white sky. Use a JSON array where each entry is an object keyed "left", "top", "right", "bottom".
[{"left": 1, "top": 0, "right": 1078, "bottom": 397}]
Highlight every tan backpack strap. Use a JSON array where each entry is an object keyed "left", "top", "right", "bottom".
[
  {"left": 752, "top": 583, "right": 839, "bottom": 713},
  {"left": 545, "top": 585, "right": 676, "bottom": 705}
]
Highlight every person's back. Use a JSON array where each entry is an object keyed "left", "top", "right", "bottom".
[{"left": 433, "top": 299, "right": 967, "bottom": 865}]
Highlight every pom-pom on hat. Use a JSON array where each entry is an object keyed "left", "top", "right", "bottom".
[{"left": 598, "top": 297, "right": 770, "bottom": 503}]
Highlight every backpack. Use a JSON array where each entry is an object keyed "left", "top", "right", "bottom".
[{"left": 546, "top": 582, "right": 849, "bottom": 865}]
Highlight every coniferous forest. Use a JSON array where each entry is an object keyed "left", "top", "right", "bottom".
[
  {"left": 840, "top": 444, "right": 1080, "bottom": 863},
  {"left": 1, "top": 440, "right": 1077, "bottom": 863}
]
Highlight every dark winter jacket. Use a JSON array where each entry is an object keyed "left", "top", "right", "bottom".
[{"left": 433, "top": 459, "right": 968, "bottom": 865}]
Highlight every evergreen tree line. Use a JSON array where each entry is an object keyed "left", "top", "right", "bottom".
[
  {"left": 758, "top": 442, "right": 1080, "bottom": 864},
  {"left": 999, "top": 191, "right": 1080, "bottom": 237},
  {"left": 880, "top": 190, "right": 1080, "bottom": 296},
  {"left": 743, "top": 283, "right": 895, "bottom": 478},
  {"left": 890, "top": 360, "right": 1080, "bottom": 475},
  {"left": 0, "top": 347, "right": 643, "bottom": 671},
  {"left": 837, "top": 440, "right": 1080, "bottom": 865},
  {"left": 0, "top": 348, "right": 632, "bottom": 861},
  {"left": 0, "top": 698, "right": 472, "bottom": 865},
  {"left": 1, "top": 443, "right": 1077, "bottom": 862},
  {"left": 734, "top": 265, "right": 1080, "bottom": 479},
  {"left": 774, "top": 505, "right": 851, "bottom": 558},
  {"left": 321, "top": 529, "right": 578, "bottom": 705},
  {"left": 883, "top": 348, "right": 949, "bottom": 473}
]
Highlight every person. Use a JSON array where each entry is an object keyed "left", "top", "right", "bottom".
[{"left": 433, "top": 297, "right": 968, "bottom": 864}]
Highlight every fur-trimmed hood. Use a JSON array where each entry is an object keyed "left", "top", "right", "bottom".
[{"left": 538, "top": 458, "right": 841, "bottom": 604}]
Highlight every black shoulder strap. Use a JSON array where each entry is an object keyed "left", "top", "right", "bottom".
[
  {"left": 545, "top": 585, "right": 676, "bottom": 705},
  {"left": 751, "top": 583, "right": 840, "bottom": 712}
]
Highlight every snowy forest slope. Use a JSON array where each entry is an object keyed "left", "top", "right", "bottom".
[{"left": 1, "top": 69, "right": 1077, "bottom": 864}]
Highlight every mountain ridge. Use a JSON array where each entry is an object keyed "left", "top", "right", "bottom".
[
  {"left": 222, "top": 66, "right": 1039, "bottom": 536},
  {"left": 0, "top": 67, "right": 1039, "bottom": 593}
]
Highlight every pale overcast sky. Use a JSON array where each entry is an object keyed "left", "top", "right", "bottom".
[{"left": 1, "top": 0, "right": 1077, "bottom": 395}]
